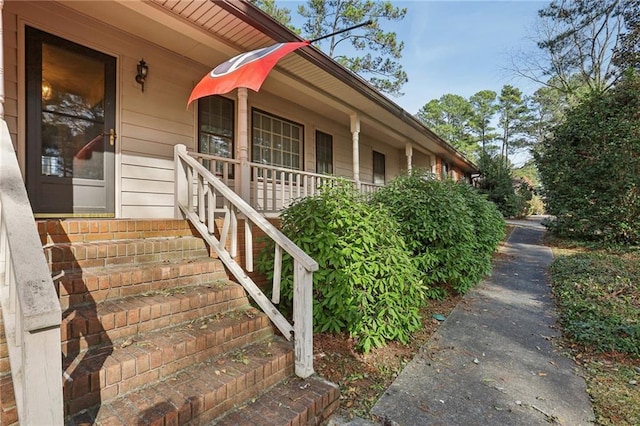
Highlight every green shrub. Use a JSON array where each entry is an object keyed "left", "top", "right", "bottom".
[
  {"left": 456, "top": 183, "right": 506, "bottom": 278},
  {"left": 477, "top": 153, "right": 528, "bottom": 218},
  {"left": 372, "top": 172, "right": 505, "bottom": 295},
  {"left": 550, "top": 250, "right": 640, "bottom": 356},
  {"left": 256, "top": 180, "right": 427, "bottom": 352},
  {"left": 535, "top": 74, "right": 640, "bottom": 244}
]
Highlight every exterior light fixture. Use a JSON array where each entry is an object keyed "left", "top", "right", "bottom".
[
  {"left": 41, "top": 79, "right": 53, "bottom": 101},
  {"left": 135, "top": 59, "right": 148, "bottom": 92}
]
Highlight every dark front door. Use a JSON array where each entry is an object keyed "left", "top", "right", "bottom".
[{"left": 26, "top": 26, "right": 116, "bottom": 216}]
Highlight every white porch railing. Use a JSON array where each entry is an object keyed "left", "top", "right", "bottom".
[
  {"left": 250, "top": 163, "right": 341, "bottom": 214},
  {"left": 189, "top": 153, "right": 385, "bottom": 213},
  {"left": 175, "top": 145, "right": 318, "bottom": 378},
  {"left": 359, "top": 181, "right": 385, "bottom": 195},
  {"left": 0, "top": 120, "right": 63, "bottom": 424}
]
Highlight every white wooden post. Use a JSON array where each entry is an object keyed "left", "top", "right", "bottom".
[
  {"left": 405, "top": 142, "right": 413, "bottom": 173},
  {"left": 174, "top": 144, "right": 189, "bottom": 218},
  {"left": 244, "top": 219, "right": 253, "bottom": 272},
  {"left": 431, "top": 154, "right": 437, "bottom": 176},
  {"left": 350, "top": 114, "right": 360, "bottom": 190},
  {"left": 272, "top": 245, "right": 282, "bottom": 304},
  {"left": 21, "top": 326, "right": 63, "bottom": 425},
  {"left": 237, "top": 88, "right": 251, "bottom": 203},
  {"left": 293, "top": 260, "right": 314, "bottom": 378}
]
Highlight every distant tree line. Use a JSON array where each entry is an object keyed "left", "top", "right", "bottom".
[{"left": 254, "top": 0, "right": 640, "bottom": 235}]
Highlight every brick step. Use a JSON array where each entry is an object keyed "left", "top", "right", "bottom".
[
  {"left": 38, "top": 219, "right": 200, "bottom": 245},
  {"left": 63, "top": 305, "right": 274, "bottom": 417},
  {"left": 0, "top": 376, "right": 17, "bottom": 425},
  {"left": 56, "top": 256, "right": 228, "bottom": 310},
  {"left": 66, "top": 336, "right": 293, "bottom": 425},
  {"left": 61, "top": 281, "right": 248, "bottom": 357},
  {"left": 46, "top": 235, "right": 210, "bottom": 274},
  {"left": 214, "top": 376, "right": 340, "bottom": 426}
]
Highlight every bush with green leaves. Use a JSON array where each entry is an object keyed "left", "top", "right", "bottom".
[
  {"left": 477, "top": 153, "right": 529, "bottom": 217},
  {"left": 550, "top": 250, "right": 640, "bottom": 357},
  {"left": 256, "top": 180, "right": 427, "bottom": 352},
  {"left": 535, "top": 74, "right": 640, "bottom": 244},
  {"left": 372, "top": 172, "right": 505, "bottom": 296}
]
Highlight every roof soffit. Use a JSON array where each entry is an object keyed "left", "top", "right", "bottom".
[{"left": 61, "top": 0, "right": 476, "bottom": 171}]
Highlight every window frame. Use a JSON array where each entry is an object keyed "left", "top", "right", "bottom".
[
  {"left": 315, "top": 130, "right": 333, "bottom": 175},
  {"left": 373, "top": 150, "right": 386, "bottom": 185},
  {"left": 251, "top": 108, "right": 304, "bottom": 171},
  {"left": 197, "top": 95, "right": 235, "bottom": 176}
]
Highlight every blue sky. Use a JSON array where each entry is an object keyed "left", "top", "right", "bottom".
[
  {"left": 389, "top": 1, "right": 546, "bottom": 113},
  {"left": 284, "top": 0, "right": 547, "bottom": 114}
]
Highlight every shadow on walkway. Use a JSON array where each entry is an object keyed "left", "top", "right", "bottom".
[{"left": 369, "top": 225, "right": 595, "bottom": 426}]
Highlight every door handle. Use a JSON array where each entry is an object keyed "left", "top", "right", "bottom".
[{"left": 104, "top": 129, "right": 116, "bottom": 146}]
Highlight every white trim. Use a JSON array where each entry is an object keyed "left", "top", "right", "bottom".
[{"left": 16, "top": 17, "right": 122, "bottom": 217}]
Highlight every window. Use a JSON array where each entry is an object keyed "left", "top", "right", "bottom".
[
  {"left": 252, "top": 110, "right": 302, "bottom": 170},
  {"left": 315, "top": 131, "right": 333, "bottom": 175},
  {"left": 373, "top": 151, "right": 385, "bottom": 185},
  {"left": 198, "top": 96, "right": 234, "bottom": 174}
]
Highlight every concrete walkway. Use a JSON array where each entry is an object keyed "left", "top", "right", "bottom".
[{"left": 340, "top": 220, "right": 594, "bottom": 425}]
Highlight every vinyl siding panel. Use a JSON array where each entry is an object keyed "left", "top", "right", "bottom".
[{"left": 5, "top": 1, "right": 417, "bottom": 219}]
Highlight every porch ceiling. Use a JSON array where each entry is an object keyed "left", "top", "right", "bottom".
[{"left": 59, "top": 0, "right": 475, "bottom": 172}]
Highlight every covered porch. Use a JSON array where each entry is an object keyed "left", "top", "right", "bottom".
[{"left": 0, "top": 1, "right": 476, "bottom": 423}]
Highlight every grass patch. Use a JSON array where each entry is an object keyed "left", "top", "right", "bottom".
[{"left": 549, "top": 242, "right": 640, "bottom": 425}]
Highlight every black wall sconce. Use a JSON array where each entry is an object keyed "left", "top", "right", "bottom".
[{"left": 135, "top": 59, "right": 148, "bottom": 92}]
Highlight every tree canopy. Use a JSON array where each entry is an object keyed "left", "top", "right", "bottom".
[
  {"left": 535, "top": 73, "right": 640, "bottom": 243},
  {"left": 298, "top": 0, "right": 407, "bottom": 96},
  {"left": 512, "top": 0, "right": 639, "bottom": 95},
  {"left": 251, "top": 0, "right": 408, "bottom": 96},
  {"left": 415, "top": 94, "right": 476, "bottom": 157}
]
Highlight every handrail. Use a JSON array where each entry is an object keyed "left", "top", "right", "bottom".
[
  {"left": 359, "top": 181, "right": 385, "bottom": 194},
  {"left": 250, "top": 163, "right": 343, "bottom": 214},
  {"left": 249, "top": 161, "right": 342, "bottom": 180},
  {"left": 189, "top": 152, "right": 382, "bottom": 208},
  {"left": 0, "top": 120, "right": 63, "bottom": 424},
  {"left": 189, "top": 153, "right": 240, "bottom": 195},
  {"left": 175, "top": 145, "right": 318, "bottom": 378}
]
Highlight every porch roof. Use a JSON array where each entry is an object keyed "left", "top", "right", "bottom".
[{"left": 63, "top": 0, "right": 476, "bottom": 173}]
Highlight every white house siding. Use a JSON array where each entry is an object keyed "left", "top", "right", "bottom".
[
  {"left": 3, "top": 1, "right": 203, "bottom": 218},
  {"left": 357, "top": 139, "right": 401, "bottom": 185},
  {"left": 413, "top": 150, "right": 435, "bottom": 172},
  {"left": 4, "top": 2, "right": 427, "bottom": 219},
  {"left": 3, "top": 7, "right": 20, "bottom": 170}
]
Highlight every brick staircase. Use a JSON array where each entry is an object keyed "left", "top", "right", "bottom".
[{"left": 31, "top": 219, "right": 338, "bottom": 425}]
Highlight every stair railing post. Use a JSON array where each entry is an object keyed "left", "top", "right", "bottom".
[
  {"left": 174, "top": 144, "right": 188, "bottom": 218},
  {"left": 293, "top": 260, "right": 314, "bottom": 378}
]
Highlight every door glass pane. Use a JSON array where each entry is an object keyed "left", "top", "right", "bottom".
[{"left": 41, "top": 43, "right": 105, "bottom": 179}]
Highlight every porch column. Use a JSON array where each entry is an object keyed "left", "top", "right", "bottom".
[
  {"left": 405, "top": 142, "right": 413, "bottom": 173},
  {"left": 431, "top": 154, "right": 437, "bottom": 175},
  {"left": 350, "top": 113, "right": 360, "bottom": 189},
  {"left": 0, "top": 0, "right": 5, "bottom": 119},
  {"left": 237, "top": 87, "right": 250, "bottom": 203}
]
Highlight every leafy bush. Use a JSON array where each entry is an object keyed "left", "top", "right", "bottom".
[
  {"left": 256, "top": 181, "right": 427, "bottom": 352},
  {"left": 477, "top": 153, "right": 529, "bottom": 218},
  {"left": 372, "top": 171, "right": 505, "bottom": 295},
  {"left": 550, "top": 250, "right": 640, "bottom": 357},
  {"left": 535, "top": 74, "right": 640, "bottom": 244}
]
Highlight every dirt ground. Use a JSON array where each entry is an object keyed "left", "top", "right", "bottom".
[{"left": 313, "top": 293, "right": 463, "bottom": 420}]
